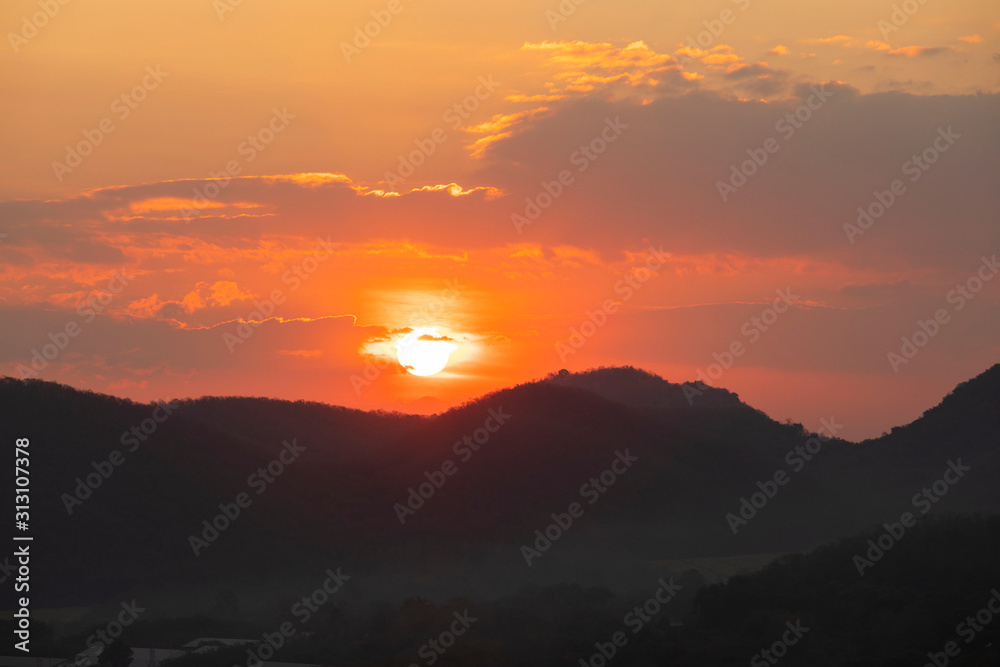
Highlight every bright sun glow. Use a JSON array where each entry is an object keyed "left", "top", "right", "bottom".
[{"left": 396, "top": 327, "right": 457, "bottom": 377}]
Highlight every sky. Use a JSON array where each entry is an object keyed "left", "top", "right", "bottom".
[{"left": 1, "top": 0, "right": 998, "bottom": 440}]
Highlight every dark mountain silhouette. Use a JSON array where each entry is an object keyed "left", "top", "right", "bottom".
[
  {"left": 687, "top": 513, "right": 1000, "bottom": 666},
  {"left": 866, "top": 362, "right": 1000, "bottom": 447},
  {"left": 1, "top": 364, "right": 998, "bottom": 615},
  {"left": 543, "top": 366, "right": 748, "bottom": 411},
  {"left": 7, "top": 514, "right": 999, "bottom": 665}
]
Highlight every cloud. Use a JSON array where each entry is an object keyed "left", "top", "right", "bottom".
[
  {"left": 674, "top": 45, "right": 743, "bottom": 69},
  {"left": 123, "top": 281, "right": 252, "bottom": 319},
  {"left": 887, "top": 45, "right": 957, "bottom": 58},
  {"left": 1, "top": 79, "right": 997, "bottom": 417},
  {"left": 476, "top": 83, "right": 997, "bottom": 271},
  {"left": 466, "top": 108, "right": 555, "bottom": 159},
  {"left": 522, "top": 40, "right": 678, "bottom": 85},
  {"left": 207, "top": 281, "right": 254, "bottom": 307},
  {"left": 418, "top": 334, "right": 455, "bottom": 342},
  {"left": 792, "top": 35, "right": 964, "bottom": 64},
  {"left": 4, "top": 87, "right": 997, "bottom": 287},
  {"left": 803, "top": 35, "right": 854, "bottom": 45},
  {"left": 518, "top": 40, "right": 693, "bottom": 100},
  {"left": 722, "top": 62, "right": 793, "bottom": 97}
]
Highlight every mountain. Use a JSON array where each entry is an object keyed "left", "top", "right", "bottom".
[
  {"left": 688, "top": 513, "right": 1000, "bottom": 665},
  {"left": 8, "top": 515, "right": 1000, "bottom": 665},
  {"left": 542, "top": 366, "right": 748, "bottom": 411},
  {"left": 866, "top": 362, "right": 1000, "bottom": 446},
  {"left": 1, "top": 365, "right": 998, "bottom": 614},
  {"left": 399, "top": 395, "right": 450, "bottom": 414}
]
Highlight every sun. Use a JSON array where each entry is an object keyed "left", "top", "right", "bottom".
[{"left": 396, "top": 327, "right": 457, "bottom": 377}]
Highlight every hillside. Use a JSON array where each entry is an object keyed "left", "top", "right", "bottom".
[{"left": 0, "top": 365, "right": 997, "bottom": 613}]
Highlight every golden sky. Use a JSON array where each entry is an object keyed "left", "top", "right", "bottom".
[{"left": 1, "top": 0, "right": 998, "bottom": 439}]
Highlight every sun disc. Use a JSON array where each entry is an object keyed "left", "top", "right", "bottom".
[{"left": 396, "top": 328, "right": 456, "bottom": 376}]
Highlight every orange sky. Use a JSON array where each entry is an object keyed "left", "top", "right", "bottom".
[{"left": 1, "top": 0, "right": 998, "bottom": 440}]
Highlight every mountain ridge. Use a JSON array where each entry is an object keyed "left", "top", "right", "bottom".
[
  {"left": 0, "top": 363, "right": 997, "bottom": 609},
  {"left": 8, "top": 361, "right": 997, "bottom": 445}
]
